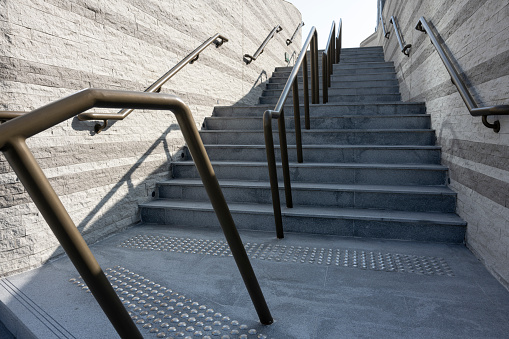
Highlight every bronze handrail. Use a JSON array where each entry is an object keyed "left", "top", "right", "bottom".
[
  {"left": 379, "top": 0, "right": 390, "bottom": 38},
  {"left": 322, "top": 21, "right": 336, "bottom": 103},
  {"left": 0, "top": 111, "right": 25, "bottom": 122},
  {"left": 416, "top": 17, "right": 509, "bottom": 132},
  {"left": 286, "top": 21, "right": 304, "bottom": 46},
  {"left": 244, "top": 25, "right": 283, "bottom": 64},
  {"left": 0, "top": 89, "right": 273, "bottom": 336},
  {"left": 335, "top": 19, "right": 342, "bottom": 64},
  {"left": 263, "top": 27, "right": 319, "bottom": 239},
  {"left": 77, "top": 34, "right": 228, "bottom": 133},
  {"left": 390, "top": 16, "right": 411, "bottom": 56}
]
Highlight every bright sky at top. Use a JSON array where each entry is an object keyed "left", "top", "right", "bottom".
[{"left": 285, "top": 0, "right": 378, "bottom": 49}]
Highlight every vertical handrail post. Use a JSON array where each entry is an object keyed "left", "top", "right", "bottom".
[
  {"left": 175, "top": 104, "right": 273, "bottom": 324},
  {"left": 292, "top": 78, "right": 304, "bottom": 163},
  {"left": 263, "top": 111, "right": 284, "bottom": 239},
  {"left": 302, "top": 54, "right": 311, "bottom": 129},
  {"left": 322, "top": 51, "right": 328, "bottom": 104},
  {"left": 3, "top": 138, "right": 143, "bottom": 339},
  {"left": 278, "top": 108, "right": 293, "bottom": 209},
  {"left": 336, "top": 19, "right": 342, "bottom": 63}
]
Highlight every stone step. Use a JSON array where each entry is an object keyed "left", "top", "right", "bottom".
[
  {"left": 265, "top": 79, "right": 399, "bottom": 90},
  {"left": 268, "top": 72, "right": 396, "bottom": 83},
  {"left": 139, "top": 200, "right": 466, "bottom": 243},
  {"left": 171, "top": 161, "right": 448, "bottom": 186},
  {"left": 212, "top": 103, "right": 427, "bottom": 117},
  {"left": 274, "top": 62, "right": 393, "bottom": 73},
  {"left": 261, "top": 86, "right": 400, "bottom": 97},
  {"left": 157, "top": 179, "right": 457, "bottom": 213},
  {"left": 198, "top": 129, "right": 435, "bottom": 145},
  {"left": 191, "top": 145, "right": 441, "bottom": 164},
  {"left": 203, "top": 115, "right": 430, "bottom": 130},
  {"left": 259, "top": 93, "right": 402, "bottom": 104}
]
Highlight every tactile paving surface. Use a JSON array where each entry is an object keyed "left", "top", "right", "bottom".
[
  {"left": 70, "top": 266, "right": 266, "bottom": 339},
  {"left": 118, "top": 235, "right": 455, "bottom": 276}
]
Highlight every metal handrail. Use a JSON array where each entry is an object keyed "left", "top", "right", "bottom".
[
  {"left": 263, "top": 27, "right": 319, "bottom": 239},
  {"left": 0, "top": 89, "right": 273, "bottom": 336},
  {"left": 335, "top": 19, "right": 342, "bottom": 64},
  {"left": 286, "top": 21, "right": 304, "bottom": 46},
  {"left": 76, "top": 34, "right": 228, "bottom": 133},
  {"left": 379, "top": 0, "right": 390, "bottom": 38},
  {"left": 244, "top": 25, "right": 283, "bottom": 64},
  {"left": 416, "top": 17, "right": 509, "bottom": 132},
  {"left": 0, "top": 111, "right": 25, "bottom": 122},
  {"left": 322, "top": 21, "right": 336, "bottom": 103},
  {"left": 390, "top": 16, "right": 411, "bottom": 56}
]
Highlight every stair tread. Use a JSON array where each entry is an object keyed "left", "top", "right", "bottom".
[
  {"left": 159, "top": 178, "right": 455, "bottom": 194},
  {"left": 140, "top": 200, "right": 466, "bottom": 225},
  {"left": 200, "top": 144, "right": 441, "bottom": 149},
  {"left": 174, "top": 160, "right": 448, "bottom": 170}
]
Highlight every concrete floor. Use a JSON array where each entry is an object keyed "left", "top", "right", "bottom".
[{"left": 1, "top": 223, "right": 509, "bottom": 338}]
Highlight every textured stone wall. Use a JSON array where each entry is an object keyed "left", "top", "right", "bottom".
[
  {"left": 0, "top": 0, "right": 302, "bottom": 276},
  {"left": 365, "top": 0, "right": 509, "bottom": 289}
]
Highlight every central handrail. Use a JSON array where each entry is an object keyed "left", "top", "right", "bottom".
[
  {"left": 390, "top": 16, "right": 411, "bottom": 56},
  {"left": 0, "top": 111, "right": 25, "bottom": 122},
  {"left": 0, "top": 89, "right": 273, "bottom": 336},
  {"left": 77, "top": 34, "right": 228, "bottom": 133},
  {"left": 322, "top": 21, "right": 336, "bottom": 103},
  {"left": 286, "top": 21, "right": 304, "bottom": 46},
  {"left": 244, "top": 25, "right": 283, "bottom": 64},
  {"left": 263, "top": 27, "right": 319, "bottom": 239},
  {"left": 416, "top": 16, "right": 509, "bottom": 132}
]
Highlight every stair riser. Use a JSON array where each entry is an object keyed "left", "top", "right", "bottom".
[
  {"left": 199, "top": 130, "right": 435, "bottom": 146},
  {"left": 274, "top": 67, "right": 395, "bottom": 78},
  {"left": 140, "top": 207, "right": 464, "bottom": 243},
  {"left": 158, "top": 185, "right": 456, "bottom": 213},
  {"left": 192, "top": 146, "right": 441, "bottom": 164},
  {"left": 260, "top": 94, "right": 401, "bottom": 104},
  {"left": 212, "top": 104, "right": 426, "bottom": 117},
  {"left": 172, "top": 164, "right": 447, "bottom": 186},
  {"left": 204, "top": 116, "right": 430, "bottom": 130},
  {"left": 269, "top": 72, "right": 396, "bottom": 84},
  {"left": 265, "top": 79, "right": 400, "bottom": 90},
  {"left": 275, "top": 62, "right": 394, "bottom": 74},
  {"left": 262, "top": 86, "right": 400, "bottom": 97}
]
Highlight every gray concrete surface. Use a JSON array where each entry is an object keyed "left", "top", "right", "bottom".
[{"left": 1, "top": 223, "right": 509, "bottom": 338}]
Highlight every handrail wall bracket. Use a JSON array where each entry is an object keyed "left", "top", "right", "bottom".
[{"left": 390, "top": 16, "right": 411, "bottom": 56}]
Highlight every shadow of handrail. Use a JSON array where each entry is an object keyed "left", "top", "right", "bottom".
[
  {"left": 0, "top": 89, "right": 273, "bottom": 337},
  {"left": 416, "top": 17, "right": 509, "bottom": 132}
]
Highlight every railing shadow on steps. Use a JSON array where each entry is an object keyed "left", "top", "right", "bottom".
[
  {"left": 0, "top": 89, "right": 274, "bottom": 337},
  {"left": 390, "top": 16, "right": 411, "bottom": 56},
  {"left": 244, "top": 25, "right": 283, "bottom": 64},
  {"left": 263, "top": 26, "right": 319, "bottom": 239},
  {"left": 416, "top": 17, "right": 509, "bottom": 132},
  {"left": 0, "top": 34, "right": 229, "bottom": 133}
]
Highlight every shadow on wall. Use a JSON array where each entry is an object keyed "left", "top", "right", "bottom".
[{"left": 12, "top": 63, "right": 273, "bottom": 269}]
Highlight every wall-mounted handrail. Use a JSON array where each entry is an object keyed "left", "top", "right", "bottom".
[
  {"left": 0, "top": 111, "right": 25, "bottom": 122},
  {"left": 286, "top": 21, "right": 304, "bottom": 46},
  {"left": 379, "top": 0, "right": 390, "bottom": 39},
  {"left": 0, "top": 89, "right": 273, "bottom": 335},
  {"left": 390, "top": 16, "right": 411, "bottom": 56},
  {"left": 263, "top": 27, "right": 319, "bottom": 239},
  {"left": 244, "top": 25, "right": 283, "bottom": 64},
  {"left": 322, "top": 21, "right": 336, "bottom": 103},
  {"left": 76, "top": 34, "right": 228, "bottom": 133},
  {"left": 416, "top": 17, "right": 509, "bottom": 132}
]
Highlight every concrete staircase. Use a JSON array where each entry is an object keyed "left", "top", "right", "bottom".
[{"left": 140, "top": 46, "right": 466, "bottom": 243}]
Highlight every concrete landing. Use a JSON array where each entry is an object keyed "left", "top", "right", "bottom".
[{"left": 1, "top": 224, "right": 508, "bottom": 338}]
